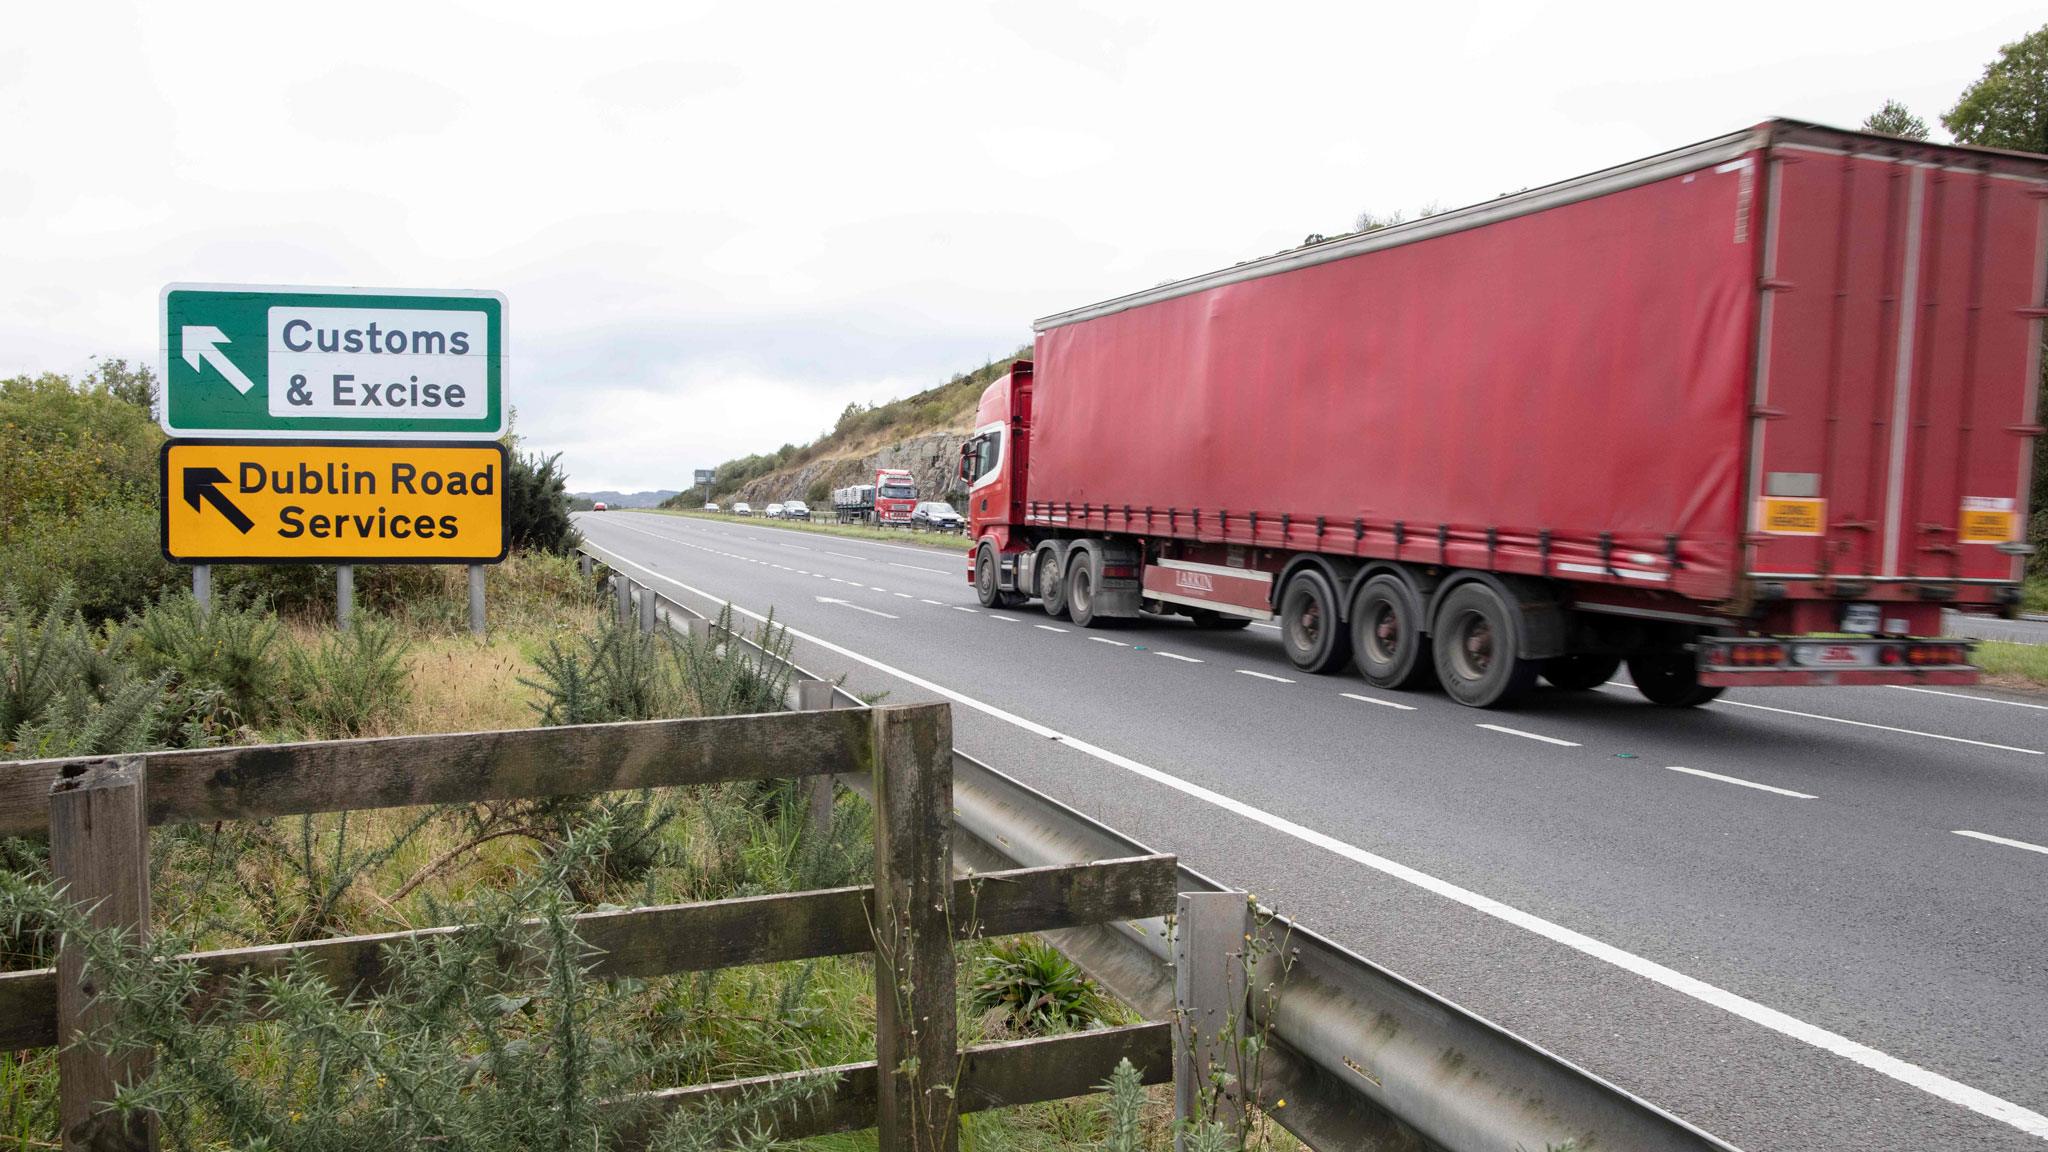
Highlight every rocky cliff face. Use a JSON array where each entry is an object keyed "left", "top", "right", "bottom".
[{"left": 733, "top": 432, "right": 970, "bottom": 509}]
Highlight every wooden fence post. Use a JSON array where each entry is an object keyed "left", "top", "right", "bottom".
[
  {"left": 795, "top": 681, "right": 835, "bottom": 846},
  {"left": 870, "top": 705, "right": 959, "bottom": 1152},
  {"left": 48, "top": 757, "right": 157, "bottom": 1152},
  {"left": 1174, "top": 890, "right": 1252, "bottom": 1150}
]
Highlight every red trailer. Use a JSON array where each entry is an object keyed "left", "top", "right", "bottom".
[{"left": 959, "top": 120, "right": 2048, "bottom": 708}]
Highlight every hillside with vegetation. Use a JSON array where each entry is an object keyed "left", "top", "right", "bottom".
[{"left": 661, "top": 347, "right": 1028, "bottom": 511}]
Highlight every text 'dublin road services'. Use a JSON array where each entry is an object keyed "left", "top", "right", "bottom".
[{"left": 161, "top": 441, "right": 508, "bottom": 564}]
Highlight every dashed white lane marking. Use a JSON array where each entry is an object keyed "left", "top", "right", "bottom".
[
  {"left": 952, "top": 606, "right": 978, "bottom": 614},
  {"left": 824, "top": 550, "right": 868, "bottom": 561},
  {"left": 890, "top": 561, "right": 952, "bottom": 574},
  {"left": 921, "top": 599, "right": 944, "bottom": 606},
  {"left": 988, "top": 615, "right": 1017, "bottom": 623},
  {"left": 1888, "top": 685, "right": 2048, "bottom": 711},
  {"left": 1664, "top": 766, "right": 1817, "bottom": 799},
  {"left": 894, "top": 592, "right": 914, "bottom": 599},
  {"left": 1238, "top": 669, "right": 1295, "bottom": 683},
  {"left": 1719, "top": 700, "right": 2041, "bottom": 755},
  {"left": 1252, "top": 622, "right": 1282, "bottom": 631},
  {"left": 1089, "top": 637, "right": 1129, "bottom": 647},
  {"left": 1036, "top": 624, "right": 1069, "bottom": 633},
  {"left": 1476, "top": 724, "right": 1581, "bottom": 747},
  {"left": 869, "top": 586, "right": 889, "bottom": 592},
  {"left": 1953, "top": 830, "right": 2048, "bottom": 857},
  {"left": 814, "top": 596, "right": 898, "bottom": 619},
  {"left": 1342, "top": 692, "right": 1417, "bottom": 711},
  {"left": 581, "top": 533, "right": 2048, "bottom": 1141},
  {"left": 1154, "top": 651, "right": 1203, "bottom": 663}
]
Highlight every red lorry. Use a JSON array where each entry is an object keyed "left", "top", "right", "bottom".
[
  {"left": 835, "top": 468, "right": 920, "bottom": 526},
  {"left": 960, "top": 119, "right": 2048, "bottom": 709}
]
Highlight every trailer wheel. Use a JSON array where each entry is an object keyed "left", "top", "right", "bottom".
[
  {"left": 1036, "top": 547, "right": 1068, "bottom": 618},
  {"left": 1350, "top": 574, "right": 1434, "bottom": 689},
  {"left": 1625, "top": 653, "right": 1724, "bottom": 707},
  {"left": 1191, "top": 610, "right": 1251, "bottom": 630},
  {"left": 1539, "top": 655, "right": 1622, "bottom": 691},
  {"left": 1431, "top": 583, "right": 1538, "bottom": 708},
  {"left": 975, "top": 545, "right": 1025, "bottom": 610},
  {"left": 1279, "top": 569, "right": 1351, "bottom": 674}
]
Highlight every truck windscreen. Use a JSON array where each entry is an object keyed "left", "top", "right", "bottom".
[{"left": 881, "top": 485, "right": 915, "bottom": 499}]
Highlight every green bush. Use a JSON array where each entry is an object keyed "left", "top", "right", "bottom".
[
  {"left": 506, "top": 450, "right": 580, "bottom": 555},
  {"left": 0, "top": 586, "right": 166, "bottom": 759},
  {"left": 132, "top": 592, "right": 287, "bottom": 730},
  {"left": 285, "top": 615, "right": 411, "bottom": 737},
  {"left": 0, "top": 499, "right": 180, "bottom": 623}
]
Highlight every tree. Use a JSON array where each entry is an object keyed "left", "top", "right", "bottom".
[
  {"left": 1942, "top": 25, "right": 2048, "bottom": 153},
  {"left": 504, "top": 451, "right": 580, "bottom": 555},
  {"left": 1862, "top": 99, "right": 1929, "bottom": 139}
]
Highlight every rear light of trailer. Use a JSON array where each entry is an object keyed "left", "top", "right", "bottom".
[
  {"left": 1101, "top": 564, "right": 1137, "bottom": 579},
  {"left": 1879, "top": 645, "right": 1902, "bottom": 666},
  {"left": 1907, "top": 644, "right": 1966, "bottom": 666},
  {"left": 1713, "top": 641, "right": 1787, "bottom": 666}
]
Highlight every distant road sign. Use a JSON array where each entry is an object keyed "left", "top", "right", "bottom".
[
  {"left": 695, "top": 469, "right": 716, "bottom": 487},
  {"left": 162, "top": 440, "right": 508, "bottom": 564},
  {"left": 160, "top": 284, "right": 506, "bottom": 439}
]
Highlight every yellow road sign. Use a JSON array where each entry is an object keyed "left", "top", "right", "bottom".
[{"left": 162, "top": 440, "right": 507, "bottom": 563}]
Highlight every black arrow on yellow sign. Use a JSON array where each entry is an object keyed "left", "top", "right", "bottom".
[{"left": 183, "top": 466, "right": 254, "bottom": 534}]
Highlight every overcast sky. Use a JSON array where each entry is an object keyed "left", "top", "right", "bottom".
[{"left": 4, "top": 2, "right": 2042, "bottom": 492}]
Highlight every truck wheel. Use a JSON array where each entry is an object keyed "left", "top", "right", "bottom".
[
  {"left": 975, "top": 546, "right": 1025, "bottom": 610},
  {"left": 1431, "top": 583, "right": 1538, "bottom": 708},
  {"left": 1625, "top": 653, "right": 1724, "bottom": 707},
  {"left": 1066, "top": 553, "right": 1112, "bottom": 628},
  {"left": 1540, "top": 655, "right": 1621, "bottom": 691},
  {"left": 1350, "top": 574, "right": 1434, "bottom": 689},
  {"left": 1036, "top": 547, "right": 1068, "bottom": 618},
  {"left": 1191, "top": 610, "right": 1251, "bottom": 630},
  {"left": 1279, "top": 570, "right": 1351, "bottom": 674}
]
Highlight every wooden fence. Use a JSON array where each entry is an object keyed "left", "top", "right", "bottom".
[{"left": 0, "top": 701, "right": 1179, "bottom": 1151}]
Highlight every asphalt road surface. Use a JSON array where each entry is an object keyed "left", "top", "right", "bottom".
[{"left": 577, "top": 510, "right": 2048, "bottom": 1151}]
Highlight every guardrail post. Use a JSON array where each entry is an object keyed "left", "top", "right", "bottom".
[
  {"left": 615, "top": 576, "right": 633, "bottom": 627},
  {"left": 871, "top": 705, "right": 959, "bottom": 1152},
  {"left": 1174, "top": 891, "right": 1252, "bottom": 1150},
  {"left": 638, "top": 582, "right": 658, "bottom": 635},
  {"left": 335, "top": 565, "right": 354, "bottom": 630},
  {"left": 796, "top": 680, "right": 835, "bottom": 846},
  {"left": 468, "top": 564, "right": 486, "bottom": 637},
  {"left": 49, "top": 757, "right": 156, "bottom": 1152},
  {"left": 190, "top": 565, "right": 210, "bottom": 616},
  {"left": 578, "top": 553, "right": 593, "bottom": 578}
]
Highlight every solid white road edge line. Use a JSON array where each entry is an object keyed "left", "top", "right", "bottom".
[
  {"left": 1887, "top": 685, "right": 2048, "bottom": 711},
  {"left": 579, "top": 534, "right": 2048, "bottom": 1139},
  {"left": 1476, "top": 724, "right": 1581, "bottom": 747},
  {"left": 1664, "top": 766, "right": 1817, "bottom": 800},
  {"left": 1238, "top": 669, "right": 1295, "bottom": 683},
  {"left": 1719, "top": 700, "right": 2041, "bottom": 755},
  {"left": 1952, "top": 830, "right": 2048, "bottom": 857},
  {"left": 1341, "top": 692, "right": 1418, "bottom": 711}
]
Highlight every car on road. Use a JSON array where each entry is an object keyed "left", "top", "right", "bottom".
[
  {"left": 703, "top": 502, "right": 719, "bottom": 512},
  {"left": 591, "top": 501, "right": 608, "bottom": 512},
  {"left": 910, "top": 501, "right": 963, "bottom": 532},
  {"left": 783, "top": 499, "right": 811, "bottom": 521},
  {"left": 732, "top": 502, "right": 753, "bottom": 517},
  {"left": 765, "top": 503, "right": 785, "bottom": 519}
]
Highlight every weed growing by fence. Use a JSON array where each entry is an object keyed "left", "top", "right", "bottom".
[
  {"left": 0, "top": 585, "right": 166, "bottom": 759},
  {"left": 970, "top": 937, "right": 1112, "bottom": 1035}
]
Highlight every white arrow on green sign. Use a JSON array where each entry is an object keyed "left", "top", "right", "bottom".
[{"left": 159, "top": 283, "right": 507, "bottom": 439}]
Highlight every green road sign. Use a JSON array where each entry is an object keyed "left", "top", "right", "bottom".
[{"left": 160, "top": 284, "right": 506, "bottom": 439}]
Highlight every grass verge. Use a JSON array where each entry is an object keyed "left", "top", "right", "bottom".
[
  {"left": 1973, "top": 640, "right": 2048, "bottom": 690},
  {"left": 628, "top": 508, "right": 971, "bottom": 555}
]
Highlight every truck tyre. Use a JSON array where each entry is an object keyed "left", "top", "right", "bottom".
[
  {"left": 1625, "top": 653, "right": 1724, "bottom": 707},
  {"left": 1036, "top": 546, "right": 1069, "bottom": 618},
  {"left": 1350, "top": 574, "right": 1434, "bottom": 689},
  {"left": 1066, "top": 551, "right": 1112, "bottom": 628},
  {"left": 1431, "top": 582, "right": 1538, "bottom": 708},
  {"left": 1540, "top": 655, "right": 1622, "bottom": 691},
  {"left": 1191, "top": 610, "right": 1251, "bottom": 630},
  {"left": 975, "top": 545, "right": 1025, "bottom": 610},
  {"left": 1279, "top": 569, "right": 1351, "bottom": 674}
]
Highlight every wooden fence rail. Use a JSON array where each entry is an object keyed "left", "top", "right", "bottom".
[{"left": 1, "top": 701, "right": 1180, "bottom": 1152}]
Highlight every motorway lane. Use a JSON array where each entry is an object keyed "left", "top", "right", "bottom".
[{"left": 577, "top": 511, "right": 2048, "bottom": 1150}]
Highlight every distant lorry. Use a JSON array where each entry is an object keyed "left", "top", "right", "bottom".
[
  {"left": 961, "top": 120, "right": 2047, "bottom": 709},
  {"left": 835, "top": 468, "right": 920, "bottom": 525}
]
